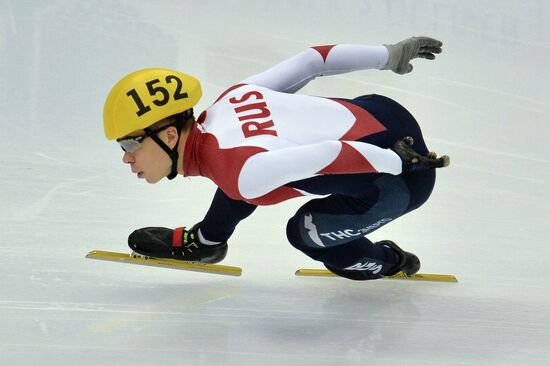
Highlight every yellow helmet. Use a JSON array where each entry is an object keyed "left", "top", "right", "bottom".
[{"left": 103, "top": 68, "right": 202, "bottom": 140}]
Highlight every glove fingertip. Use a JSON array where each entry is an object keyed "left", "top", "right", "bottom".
[{"left": 419, "top": 37, "right": 443, "bottom": 48}]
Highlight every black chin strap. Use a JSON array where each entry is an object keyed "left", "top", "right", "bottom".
[
  {"left": 145, "top": 110, "right": 191, "bottom": 181},
  {"left": 146, "top": 128, "right": 180, "bottom": 180}
]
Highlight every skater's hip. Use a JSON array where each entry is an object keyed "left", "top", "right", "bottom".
[{"left": 343, "top": 94, "right": 430, "bottom": 156}]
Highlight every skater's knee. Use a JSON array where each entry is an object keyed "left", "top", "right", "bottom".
[
  {"left": 286, "top": 215, "right": 328, "bottom": 261},
  {"left": 286, "top": 216, "right": 307, "bottom": 250},
  {"left": 286, "top": 208, "right": 333, "bottom": 250}
]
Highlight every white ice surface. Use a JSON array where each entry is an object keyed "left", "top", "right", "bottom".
[{"left": 1, "top": 1, "right": 550, "bottom": 365}]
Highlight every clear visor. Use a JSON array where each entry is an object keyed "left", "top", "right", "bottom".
[
  {"left": 118, "top": 138, "right": 142, "bottom": 153},
  {"left": 117, "top": 121, "right": 179, "bottom": 153}
]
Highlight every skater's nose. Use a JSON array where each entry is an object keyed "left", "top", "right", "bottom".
[{"left": 122, "top": 151, "right": 134, "bottom": 164}]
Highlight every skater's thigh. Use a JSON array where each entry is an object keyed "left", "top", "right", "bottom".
[
  {"left": 286, "top": 174, "right": 412, "bottom": 249},
  {"left": 349, "top": 94, "right": 430, "bottom": 155}
]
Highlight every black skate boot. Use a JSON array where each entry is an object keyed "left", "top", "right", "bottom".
[
  {"left": 392, "top": 136, "right": 450, "bottom": 172},
  {"left": 323, "top": 263, "right": 383, "bottom": 281},
  {"left": 379, "top": 240, "right": 420, "bottom": 277},
  {"left": 323, "top": 241, "right": 420, "bottom": 280},
  {"left": 128, "top": 223, "right": 227, "bottom": 264}
]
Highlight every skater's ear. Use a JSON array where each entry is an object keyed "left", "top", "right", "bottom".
[
  {"left": 163, "top": 124, "right": 180, "bottom": 149},
  {"left": 149, "top": 116, "right": 179, "bottom": 149}
]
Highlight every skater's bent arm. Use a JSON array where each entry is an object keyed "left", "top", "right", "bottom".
[
  {"left": 198, "top": 188, "right": 257, "bottom": 243},
  {"left": 240, "top": 44, "right": 389, "bottom": 93},
  {"left": 238, "top": 141, "right": 402, "bottom": 200}
]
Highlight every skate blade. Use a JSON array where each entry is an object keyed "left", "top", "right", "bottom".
[
  {"left": 295, "top": 269, "right": 458, "bottom": 282},
  {"left": 86, "top": 250, "right": 242, "bottom": 276}
]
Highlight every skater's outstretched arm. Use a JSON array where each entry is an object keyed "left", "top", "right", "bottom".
[
  {"left": 240, "top": 37, "right": 442, "bottom": 93},
  {"left": 240, "top": 45, "right": 388, "bottom": 93}
]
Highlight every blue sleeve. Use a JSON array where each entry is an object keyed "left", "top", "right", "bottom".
[{"left": 199, "top": 188, "right": 257, "bottom": 243}]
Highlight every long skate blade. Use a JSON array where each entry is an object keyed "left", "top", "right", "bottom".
[
  {"left": 86, "top": 250, "right": 242, "bottom": 276},
  {"left": 295, "top": 269, "right": 457, "bottom": 282}
]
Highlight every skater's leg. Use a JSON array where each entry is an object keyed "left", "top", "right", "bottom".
[
  {"left": 286, "top": 174, "right": 417, "bottom": 280},
  {"left": 286, "top": 95, "right": 438, "bottom": 280},
  {"left": 349, "top": 94, "right": 439, "bottom": 210},
  {"left": 286, "top": 222, "right": 400, "bottom": 280}
]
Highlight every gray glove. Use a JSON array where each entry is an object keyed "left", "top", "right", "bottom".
[{"left": 383, "top": 36, "right": 443, "bottom": 74}]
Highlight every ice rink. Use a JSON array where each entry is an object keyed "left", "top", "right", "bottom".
[{"left": 2, "top": 1, "right": 549, "bottom": 365}]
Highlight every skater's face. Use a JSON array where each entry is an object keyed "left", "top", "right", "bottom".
[{"left": 120, "top": 125, "right": 178, "bottom": 184}]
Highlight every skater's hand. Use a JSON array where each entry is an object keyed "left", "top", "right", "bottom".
[
  {"left": 383, "top": 36, "right": 443, "bottom": 74},
  {"left": 392, "top": 136, "right": 450, "bottom": 172}
]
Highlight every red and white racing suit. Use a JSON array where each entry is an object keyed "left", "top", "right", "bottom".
[
  {"left": 182, "top": 44, "right": 436, "bottom": 279},
  {"left": 183, "top": 44, "right": 400, "bottom": 206}
]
